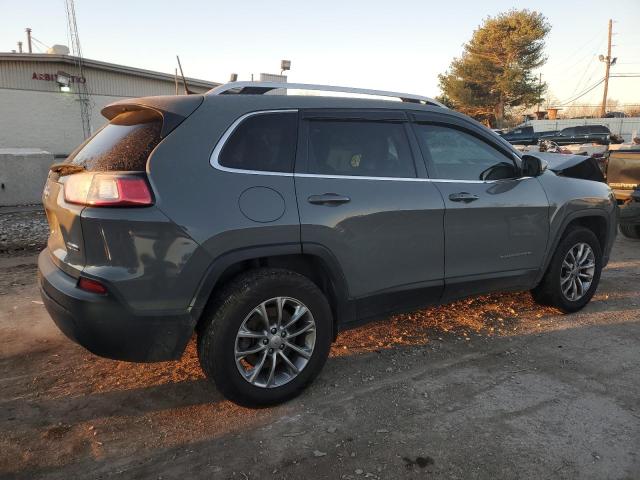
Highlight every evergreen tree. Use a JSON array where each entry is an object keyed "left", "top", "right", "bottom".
[{"left": 439, "top": 10, "right": 550, "bottom": 126}]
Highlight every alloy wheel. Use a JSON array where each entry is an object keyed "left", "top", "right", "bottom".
[
  {"left": 560, "top": 242, "right": 596, "bottom": 302},
  {"left": 234, "top": 297, "right": 316, "bottom": 388}
]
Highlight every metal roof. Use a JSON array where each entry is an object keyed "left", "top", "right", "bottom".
[{"left": 0, "top": 52, "right": 220, "bottom": 89}]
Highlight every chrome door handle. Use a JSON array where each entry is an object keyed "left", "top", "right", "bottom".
[
  {"left": 448, "top": 192, "right": 479, "bottom": 203},
  {"left": 308, "top": 193, "right": 351, "bottom": 206}
]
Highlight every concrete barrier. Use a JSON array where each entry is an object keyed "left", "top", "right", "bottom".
[{"left": 0, "top": 148, "right": 54, "bottom": 206}]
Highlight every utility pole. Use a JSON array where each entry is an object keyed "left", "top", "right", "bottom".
[
  {"left": 537, "top": 73, "right": 542, "bottom": 115},
  {"left": 600, "top": 19, "right": 613, "bottom": 118},
  {"left": 25, "top": 28, "right": 32, "bottom": 53}
]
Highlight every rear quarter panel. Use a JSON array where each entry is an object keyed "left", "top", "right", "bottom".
[{"left": 146, "top": 96, "right": 302, "bottom": 291}]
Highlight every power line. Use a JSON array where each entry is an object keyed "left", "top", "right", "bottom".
[
  {"left": 557, "top": 78, "right": 605, "bottom": 106},
  {"left": 566, "top": 55, "right": 600, "bottom": 100}
]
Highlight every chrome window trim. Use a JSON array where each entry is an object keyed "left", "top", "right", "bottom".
[
  {"left": 294, "top": 173, "right": 503, "bottom": 184},
  {"left": 210, "top": 109, "right": 522, "bottom": 184},
  {"left": 210, "top": 109, "right": 298, "bottom": 176}
]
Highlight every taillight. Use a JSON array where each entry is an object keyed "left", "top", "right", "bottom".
[
  {"left": 64, "top": 173, "right": 153, "bottom": 207},
  {"left": 78, "top": 277, "right": 108, "bottom": 295}
]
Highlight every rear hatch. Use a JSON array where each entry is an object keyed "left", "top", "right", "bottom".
[{"left": 43, "top": 95, "right": 203, "bottom": 277}]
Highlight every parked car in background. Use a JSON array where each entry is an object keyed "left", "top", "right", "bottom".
[
  {"left": 38, "top": 82, "right": 617, "bottom": 407},
  {"left": 605, "top": 148, "right": 640, "bottom": 202},
  {"left": 500, "top": 125, "right": 557, "bottom": 145},
  {"left": 539, "top": 125, "right": 614, "bottom": 145}
]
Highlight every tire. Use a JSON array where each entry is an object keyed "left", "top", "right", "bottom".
[
  {"left": 619, "top": 224, "right": 640, "bottom": 239},
  {"left": 197, "top": 268, "right": 332, "bottom": 407},
  {"left": 531, "top": 227, "right": 603, "bottom": 313}
]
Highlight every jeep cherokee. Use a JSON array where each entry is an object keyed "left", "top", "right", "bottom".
[{"left": 38, "top": 82, "right": 617, "bottom": 407}]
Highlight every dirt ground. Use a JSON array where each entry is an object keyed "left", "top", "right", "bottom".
[{"left": 0, "top": 224, "right": 639, "bottom": 479}]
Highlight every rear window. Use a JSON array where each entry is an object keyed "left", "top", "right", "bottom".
[
  {"left": 68, "top": 110, "right": 162, "bottom": 171},
  {"left": 219, "top": 112, "right": 298, "bottom": 173}
]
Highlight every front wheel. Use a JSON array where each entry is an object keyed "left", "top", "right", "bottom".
[
  {"left": 531, "top": 227, "right": 603, "bottom": 313},
  {"left": 197, "top": 268, "right": 332, "bottom": 407}
]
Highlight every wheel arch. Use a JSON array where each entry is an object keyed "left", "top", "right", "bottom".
[
  {"left": 190, "top": 244, "right": 352, "bottom": 339},
  {"left": 536, "top": 208, "right": 612, "bottom": 285}
]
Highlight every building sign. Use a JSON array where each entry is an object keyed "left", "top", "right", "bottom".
[{"left": 32, "top": 72, "right": 86, "bottom": 83}]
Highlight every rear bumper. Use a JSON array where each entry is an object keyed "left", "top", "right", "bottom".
[{"left": 38, "top": 250, "right": 194, "bottom": 362}]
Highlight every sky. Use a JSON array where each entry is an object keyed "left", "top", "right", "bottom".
[{"left": 1, "top": 0, "right": 639, "bottom": 106}]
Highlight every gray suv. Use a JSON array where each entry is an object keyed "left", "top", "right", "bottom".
[{"left": 38, "top": 82, "right": 617, "bottom": 407}]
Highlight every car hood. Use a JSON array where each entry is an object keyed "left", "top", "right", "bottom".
[
  {"left": 532, "top": 152, "right": 592, "bottom": 172},
  {"left": 531, "top": 152, "right": 606, "bottom": 182}
]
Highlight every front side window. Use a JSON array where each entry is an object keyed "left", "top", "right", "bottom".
[
  {"left": 219, "top": 112, "right": 298, "bottom": 173},
  {"left": 413, "top": 123, "right": 518, "bottom": 181},
  {"left": 306, "top": 121, "right": 416, "bottom": 178}
]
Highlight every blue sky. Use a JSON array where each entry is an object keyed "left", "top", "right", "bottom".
[{"left": 2, "top": 0, "right": 639, "bottom": 105}]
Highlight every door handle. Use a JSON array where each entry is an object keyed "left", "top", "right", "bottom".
[
  {"left": 307, "top": 193, "right": 351, "bottom": 206},
  {"left": 448, "top": 192, "right": 479, "bottom": 203}
]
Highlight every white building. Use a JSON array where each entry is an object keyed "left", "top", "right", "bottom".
[{"left": 0, "top": 52, "right": 220, "bottom": 156}]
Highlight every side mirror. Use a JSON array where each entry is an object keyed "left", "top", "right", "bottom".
[{"left": 521, "top": 155, "right": 546, "bottom": 177}]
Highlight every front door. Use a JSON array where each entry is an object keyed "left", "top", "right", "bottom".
[
  {"left": 294, "top": 110, "right": 445, "bottom": 319},
  {"left": 411, "top": 117, "right": 550, "bottom": 300}
]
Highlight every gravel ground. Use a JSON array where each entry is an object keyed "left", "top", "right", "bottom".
[
  {"left": 0, "top": 207, "right": 48, "bottom": 255},
  {"left": 0, "top": 229, "right": 639, "bottom": 479}
]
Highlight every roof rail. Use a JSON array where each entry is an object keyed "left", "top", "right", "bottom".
[{"left": 206, "top": 81, "right": 446, "bottom": 108}]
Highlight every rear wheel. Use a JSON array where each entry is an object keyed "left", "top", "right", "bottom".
[
  {"left": 531, "top": 227, "right": 603, "bottom": 313},
  {"left": 619, "top": 224, "right": 640, "bottom": 239},
  {"left": 198, "top": 268, "right": 332, "bottom": 407}
]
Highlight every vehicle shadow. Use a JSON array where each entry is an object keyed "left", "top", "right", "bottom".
[{"left": 5, "top": 318, "right": 639, "bottom": 480}]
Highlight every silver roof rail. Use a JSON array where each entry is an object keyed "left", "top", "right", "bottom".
[{"left": 206, "top": 81, "right": 446, "bottom": 107}]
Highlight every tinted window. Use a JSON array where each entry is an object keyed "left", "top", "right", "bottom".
[
  {"left": 219, "top": 112, "right": 298, "bottom": 173},
  {"left": 575, "top": 126, "right": 588, "bottom": 135},
  {"left": 69, "top": 110, "right": 162, "bottom": 171},
  {"left": 306, "top": 121, "right": 415, "bottom": 178},
  {"left": 560, "top": 127, "right": 575, "bottom": 136},
  {"left": 589, "top": 125, "right": 610, "bottom": 134},
  {"left": 413, "top": 124, "right": 517, "bottom": 181}
]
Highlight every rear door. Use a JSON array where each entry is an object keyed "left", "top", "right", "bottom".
[
  {"left": 294, "top": 110, "right": 445, "bottom": 319},
  {"left": 574, "top": 126, "right": 589, "bottom": 143},
  {"left": 556, "top": 127, "right": 575, "bottom": 145},
  {"left": 410, "top": 113, "right": 549, "bottom": 300}
]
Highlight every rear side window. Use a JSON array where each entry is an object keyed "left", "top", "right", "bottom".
[
  {"left": 219, "top": 112, "right": 298, "bottom": 173},
  {"left": 590, "top": 126, "right": 610, "bottom": 134},
  {"left": 69, "top": 110, "right": 162, "bottom": 171},
  {"left": 306, "top": 121, "right": 416, "bottom": 178}
]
